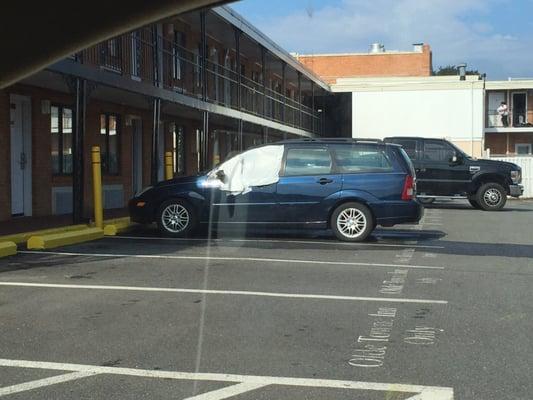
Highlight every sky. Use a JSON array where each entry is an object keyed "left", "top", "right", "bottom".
[{"left": 231, "top": 0, "right": 533, "bottom": 80}]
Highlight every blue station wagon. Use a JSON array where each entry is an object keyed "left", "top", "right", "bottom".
[{"left": 129, "top": 139, "right": 423, "bottom": 241}]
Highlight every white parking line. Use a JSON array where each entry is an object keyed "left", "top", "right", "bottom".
[
  {"left": 0, "top": 371, "right": 97, "bottom": 397},
  {"left": 0, "top": 358, "right": 454, "bottom": 399},
  {"left": 184, "top": 382, "right": 267, "bottom": 400},
  {"left": 0, "top": 282, "right": 448, "bottom": 304},
  {"left": 110, "top": 235, "right": 445, "bottom": 249},
  {"left": 19, "top": 251, "right": 444, "bottom": 270}
]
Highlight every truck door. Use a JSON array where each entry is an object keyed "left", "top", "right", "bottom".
[{"left": 418, "top": 139, "right": 471, "bottom": 196}]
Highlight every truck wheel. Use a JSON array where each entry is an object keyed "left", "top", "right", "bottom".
[
  {"left": 157, "top": 199, "right": 197, "bottom": 237},
  {"left": 418, "top": 198, "right": 435, "bottom": 205},
  {"left": 476, "top": 183, "right": 507, "bottom": 211},
  {"left": 468, "top": 198, "right": 482, "bottom": 209},
  {"left": 331, "top": 202, "right": 374, "bottom": 242}
]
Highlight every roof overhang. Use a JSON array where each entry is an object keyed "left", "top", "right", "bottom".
[
  {"left": 485, "top": 80, "right": 533, "bottom": 91},
  {"left": 331, "top": 75, "right": 484, "bottom": 93},
  {"left": 0, "top": 0, "right": 231, "bottom": 88}
]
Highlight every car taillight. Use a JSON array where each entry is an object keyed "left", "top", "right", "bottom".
[{"left": 401, "top": 175, "right": 415, "bottom": 201}]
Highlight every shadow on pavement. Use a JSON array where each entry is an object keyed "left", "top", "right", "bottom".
[
  {"left": 424, "top": 202, "right": 533, "bottom": 212},
  {"left": 0, "top": 224, "right": 450, "bottom": 274},
  {"left": 426, "top": 240, "right": 533, "bottom": 259}
]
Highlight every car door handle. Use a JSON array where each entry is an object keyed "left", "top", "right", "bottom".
[
  {"left": 416, "top": 168, "right": 426, "bottom": 172},
  {"left": 317, "top": 178, "right": 333, "bottom": 185},
  {"left": 19, "top": 152, "right": 27, "bottom": 170}
]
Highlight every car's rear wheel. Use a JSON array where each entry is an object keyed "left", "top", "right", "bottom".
[
  {"left": 476, "top": 183, "right": 507, "bottom": 211},
  {"left": 468, "top": 198, "right": 482, "bottom": 209},
  {"left": 331, "top": 202, "right": 374, "bottom": 242},
  {"left": 157, "top": 199, "right": 197, "bottom": 237}
]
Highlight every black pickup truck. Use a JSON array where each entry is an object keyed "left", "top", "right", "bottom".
[{"left": 384, "top": 137, "right": 523, "bottom": 210}]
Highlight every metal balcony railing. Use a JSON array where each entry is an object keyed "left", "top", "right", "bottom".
[
  {"left": 486, "top": 108, "right": 532, "bottom": 128},
  {"left": 72, "top": 28, "right": 325, "bottom": 135}
]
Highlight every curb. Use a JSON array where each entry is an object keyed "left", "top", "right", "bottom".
[
  {"left": 27, "top": 228, "right": 104, "bottom": 250},
  {"left": 0, "top": 224, "right": 88, "bottom": 246},
  {"left": 103, "top": 217, "right": 135, "bottom": 236},
  {"left": 0, "top": 241, "right": 17, "bottom": 258}
]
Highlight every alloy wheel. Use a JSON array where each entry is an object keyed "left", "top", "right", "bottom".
[
  {"left": 336, "top": 208, "right": 367, "bottom": 239},
  {"left": 161, "top": 204, "right": 190, "bottom": 233}
]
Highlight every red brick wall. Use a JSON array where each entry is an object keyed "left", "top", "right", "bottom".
[
  {"left": 295, "top": 44, "right": 432, "bottom": 84},
  {"left": 0, "top": 83, "right": 207, "bottom": 222},
  {"left": 485, "top": 133, "right": 506, "bottom": 155},
  {"left": 485, "top": 132, "right": 533, "bottom": 155},
  {"left": 2, "top": 84, "right": 75, "bottom": 218}
]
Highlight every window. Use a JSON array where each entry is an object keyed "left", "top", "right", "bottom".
[
  {"left": 172, "top": 31, "right": 185, "bottom": 80},
  {"left": 131, "top": 31, "right": 142, "bottom": 77},
  {"left": 101, "top": 38, "right": 122, "bottom": 71},
  {"left": 333, "top": 145, "right": 393, "bottom": 173},
  {"left": 194, "top": 44, "right": 201, "bottom": 88},
  {"left": 423, "top": 140, "right": 455, "bottom": 162},
  {"left": 100, "top": 113, "right": 120, "bottom": 174},
  {"left": 171, "top": 123, "right": 186, "bottom": 175},
  {"left": 284, "top": 147, "right": 332, "bottom": 176},
  {"left": 51, "top": 105, "right": 73, "bottom": 175},
  {"left": 515, "top": 143, "right": 532, "bottom": 155},
  {"left": 390, "top": 139, "right": 417, "bottom": 160}
]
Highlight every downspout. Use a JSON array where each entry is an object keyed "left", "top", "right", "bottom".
[
  {"left": 481, "top": 74, "right": 486, "bottom": 157},
  {"left": 471, "top": 80, "right": 474, "bottom": 156}
]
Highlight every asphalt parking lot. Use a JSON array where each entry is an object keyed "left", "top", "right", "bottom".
[{"left": 1, "top": 200, "right": 532, "bottom": 399}]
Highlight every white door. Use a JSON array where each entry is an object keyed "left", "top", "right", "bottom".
[
  {"left": 131, "top": 119, "right": 143, "bottom": 195},
  {"left": 488, "top": 92, "right": 505, "bottom": 127},
  {"left": 10, "top": 95, "right": 32, "bottom": 216}
]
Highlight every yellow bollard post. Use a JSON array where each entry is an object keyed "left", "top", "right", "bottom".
[
  {"left": 91, "top": 146, "right": 104, "bottom": 229},
  {"left": 165, "top": 151, "right": 174, "bottom": 180}
]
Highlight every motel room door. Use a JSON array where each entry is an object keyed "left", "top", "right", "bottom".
[{"left": 10, "top": 94, "right": 32, "bottom": 216}]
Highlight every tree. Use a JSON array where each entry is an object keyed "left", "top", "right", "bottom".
[{"left": 434, "top": 65, "right": 479, "bottom": 76}]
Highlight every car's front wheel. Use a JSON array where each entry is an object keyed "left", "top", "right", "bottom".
[
  {"left": 476, "top": 183, "right": 507, "bottom": 211},
  {"left": 157, "top": 199, "right": 197, "bottom": 237},
  {"left": 331, "top": 202, "right": 374, "bottom": 242}
]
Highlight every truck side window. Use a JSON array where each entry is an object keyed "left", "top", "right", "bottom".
[
  {"left": 423, "top": 140, "right": 455, "bottom": 162},
  {"left": 395, "top": 140, "right": 417, "bottom": 160}
]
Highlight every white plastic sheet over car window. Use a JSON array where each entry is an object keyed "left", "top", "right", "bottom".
[{"left": 207, "top": 145, "right": 284, "bottom": 194}]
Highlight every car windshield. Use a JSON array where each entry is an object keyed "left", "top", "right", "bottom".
[{"left": 2, "top": 2, "right": 531, "bottom": 400}]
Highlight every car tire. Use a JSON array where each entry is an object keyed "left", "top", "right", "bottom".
[
  {"left": 468, "top": 198, "right": 482, "bottom": 209},
  {"left": 418, "top": 198, "right": 435, "bottom": 205},
  {"left": 157, "top": 199, "right": 197, "bottom": 237},
  {"left": 331, "top": 202, "right": 374, "bottom": 242},
  {"left": 476, "top": 183, "right": 507, "bottom": 211}
]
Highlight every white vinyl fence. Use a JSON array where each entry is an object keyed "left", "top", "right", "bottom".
[{"left": 492, "top": 157, "right": 533, "bottom": 198}]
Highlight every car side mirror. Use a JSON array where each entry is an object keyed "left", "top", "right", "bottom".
[
  {"left": 216, "top": 170, "right": 226, "bottom": 182},
  {"left": 449, "top": 152, "right": 462, "bottom": 165}
]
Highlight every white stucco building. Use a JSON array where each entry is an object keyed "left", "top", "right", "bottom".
[{"left": 332, "top": 75, "right": 486, "bottom": 157}]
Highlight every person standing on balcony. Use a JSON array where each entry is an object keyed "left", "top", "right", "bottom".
[{"left": 497, "top": 101, "right": 509, "bottom": 127}]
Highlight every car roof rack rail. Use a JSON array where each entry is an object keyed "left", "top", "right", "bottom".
[{"left": 280, "top": 137, "right": 384, "bottom": 144}]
